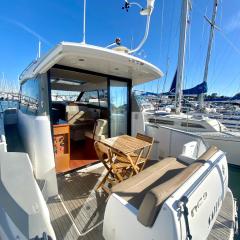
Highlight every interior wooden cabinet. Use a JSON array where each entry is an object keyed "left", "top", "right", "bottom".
[{"left": 53, "top": 124, "right": 70, "bottom": 173}]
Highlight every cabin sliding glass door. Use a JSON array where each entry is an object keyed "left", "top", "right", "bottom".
[{"left": 108, "top": 79, "right": 131, "bottom": 137}]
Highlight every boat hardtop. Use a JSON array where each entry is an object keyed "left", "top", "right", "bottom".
[{"left": 20, "top": 42, "right": 163, "bottom": 86}]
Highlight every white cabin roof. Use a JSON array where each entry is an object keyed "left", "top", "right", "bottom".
[{"left": 20, "top": 42, "right": 163, "bottom": 86}]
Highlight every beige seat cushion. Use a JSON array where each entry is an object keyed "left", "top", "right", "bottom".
[
  {"left": 85, "top": 119, "right": 108, "bottom": 141},
  {"left": 112, "top": 157, "right": 187, "bottom": 209},
  {"left": 112, "top": 146, "right": 218, "bottom": 227},
  {"left": 67, "top": 111, "right": 85, "bottom": 124},
  {"left": 137, "top": 146, "right": 218, "bottom": 227}
]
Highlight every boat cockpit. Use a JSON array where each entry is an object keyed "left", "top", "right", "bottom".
[
  {"left": 49, "top": 64, "right": 132, "bottom": 173},
  {"left": 18, "top": 42, "right": 163, "bottom": 174}
]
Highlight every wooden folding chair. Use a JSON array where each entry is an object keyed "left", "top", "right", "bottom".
[
  {"left": 94, "top": 142, "right": 132, "bottom": 193},
  {"left": 94, "top": 141, "right": 114, "bottom": 193},
  {"left": 130, "top": 133, "right": 154, "bottom": 172},
  {"left": 111, "top": 150, "right": 135, "bottom": 180}
]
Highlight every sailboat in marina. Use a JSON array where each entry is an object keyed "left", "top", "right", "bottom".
[
  {"left": 141, "top": 0, "right": 240, "bottom": 166},
  {"left": 0, "top": 0, "right": 238, "bottom": 239}
]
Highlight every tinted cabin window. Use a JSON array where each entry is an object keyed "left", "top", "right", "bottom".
[
  {"left": 20, "top": 78, "right": 40, "bottom": 115},
  {"left": 78, "top": 90, "right": 108, "bottom": 108},
  {"left": 148, "top": 118, "right": 175, "bottom": 125},
  {"left": 149, "top": 118, "right": 156, "bottom": 123},
  {"left": 109, "top": 79, "right": 129, "bottom": 137},
  {"left": 79, "top": 91, "right": 98, "bottom": 106},
  {"left": 181, "top": 122, "right": 205, "bottom": 129},
  {"left": 98, "top": 90, "right": 108, "bottom": 108},
  {"left": 155, "top": 119, "right": 174, "bottom": 125}
]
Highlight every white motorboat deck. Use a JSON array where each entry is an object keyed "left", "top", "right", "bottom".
[
  {"left": 47, "top": 165, "right": 107, "bottom": 240},
  {"left": 208, "top": 190, "right": 237, "bottom": 240},
  {"left": 196, "top": 131, "right": 240, "bottom": 139},
  {"left": 46, "top": 161, "right": 237, "bottom": 240}
]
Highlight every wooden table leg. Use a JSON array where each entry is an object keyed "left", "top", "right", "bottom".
[{"left": 127, "top": 155, "right": 139, "bottom": 175}]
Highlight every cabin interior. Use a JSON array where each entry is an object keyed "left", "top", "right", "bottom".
[{"left": 49, "top": 65, "right": 132, "bottom": 173}]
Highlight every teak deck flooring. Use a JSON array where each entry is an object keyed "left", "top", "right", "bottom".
[
  {"left": 207, "top": 190, "right": 236, "bottom": 240},
  {"left": 47, "top": 165, "right": 107, "bottom": 240}
]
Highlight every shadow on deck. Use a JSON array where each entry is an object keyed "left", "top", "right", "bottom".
[{"left": 47, "top": 165, "right": 108, "bottom": 240}]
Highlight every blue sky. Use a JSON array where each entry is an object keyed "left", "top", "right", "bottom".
[{"left": 0, "top": 0, "right": 240, "bottom": 96}]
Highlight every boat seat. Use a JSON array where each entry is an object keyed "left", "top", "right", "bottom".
[
  {"left": 112, "top": 157, "right": 187, "bottom": 209},
  {"left": 67, "top": 110, "right": 85, "bottom": 124},
  {"left": 70, "top": 120, "right": 94, "bottom": 141},
  {"left": 66, "top": 105, "right": 100, "bottom": 141},
  {"left": 85, "top": 119, "right": 108, "bottom": 141},
  {"left": 66, "top": 105, "right": 98, "bottom": 123},
  {"left": 112, "top": 146, "right": 218, "bottom": 227},
  {"left": 66, "top": 105, "right": 84, "bottom": 124}
]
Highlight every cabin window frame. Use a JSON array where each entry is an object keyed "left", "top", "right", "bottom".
[
  {"left": 107, "top": 77, "right": 132, "bottom": 137},
  {"left": 19, "top": 77, "right": 41, "bottom": 116},
  {"left": 181, "top": 122, "right": 206, "bottom": 129},
  {"left": 47, "top": 65, "right": 132, "bottom": 137}
]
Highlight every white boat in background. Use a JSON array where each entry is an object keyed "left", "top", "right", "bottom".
[
  {"left": 138, "top": 108, "right": 240, "bottom": 166},
  {"left": 133, "top": 0, "right": 240, "bottom": 167}
]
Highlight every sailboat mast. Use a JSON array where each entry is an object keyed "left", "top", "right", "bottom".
[
  {"left": 82, "top": 0, "right": 87, "bottom": 44},
  {"left": 199, "top": 0, "right": 218, "bottom": 109},
  {"left": 175, "top": 0, "right": 190, "bottom": 114},
  {"left": 38, "top": 40, "right": 41, "bottom": 58}
]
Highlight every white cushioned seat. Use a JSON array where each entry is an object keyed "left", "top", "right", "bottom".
[{"left": 85, "top": 119, "right": 108, "bottom": 141}]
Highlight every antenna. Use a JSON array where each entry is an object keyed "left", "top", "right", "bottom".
[
  {"left": 105, "top": 38, "right": 121, "bottom": 48},
  {"left": 123, "top": 0, "right": 155, "bottom": 54},
  {"left": 17, "top": 74, "right": 20, "bottom": 92},
  {"left": 0, "top": 72, "right": 4, "bottom": 92},
  {"left": 82, "top": 0, "right": 87, "bottom": 44},
  {"left": 38, "top": 40, "right": 41, "bottom": 58}
]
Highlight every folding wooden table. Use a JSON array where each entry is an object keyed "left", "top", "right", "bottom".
[{"left": 100, "top": 134, "right": 152, "bottom": 176}]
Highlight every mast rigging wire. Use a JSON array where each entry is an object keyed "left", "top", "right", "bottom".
[
  {"left": 157, "top": 0, "right": 165, "bottom": 94},
  {"left": 193, "top": 1, "right": 240, "bottom": 57},
  {"left": 219, "top": 31, "right": 240, "bottom": 56},
  {"left": 191, "top": 0, "right": 240, "bottom": 96},
  {"left": 162, "top": 1, "right": 178, "bottom": 93}
]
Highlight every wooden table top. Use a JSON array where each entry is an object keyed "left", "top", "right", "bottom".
[{"left": 100, "top": 135, "right": 152, "bottom": 155}]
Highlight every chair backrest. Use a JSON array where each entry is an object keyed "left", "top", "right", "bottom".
[
  {"left": 136, "top": 133, "right": 154, "bottom": 144},
  {"left": 94, "top": 119, "right": 108, "bottom": 138},
  {"left": 136, "top": 133, "right": 154, "bottom": 159}
]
